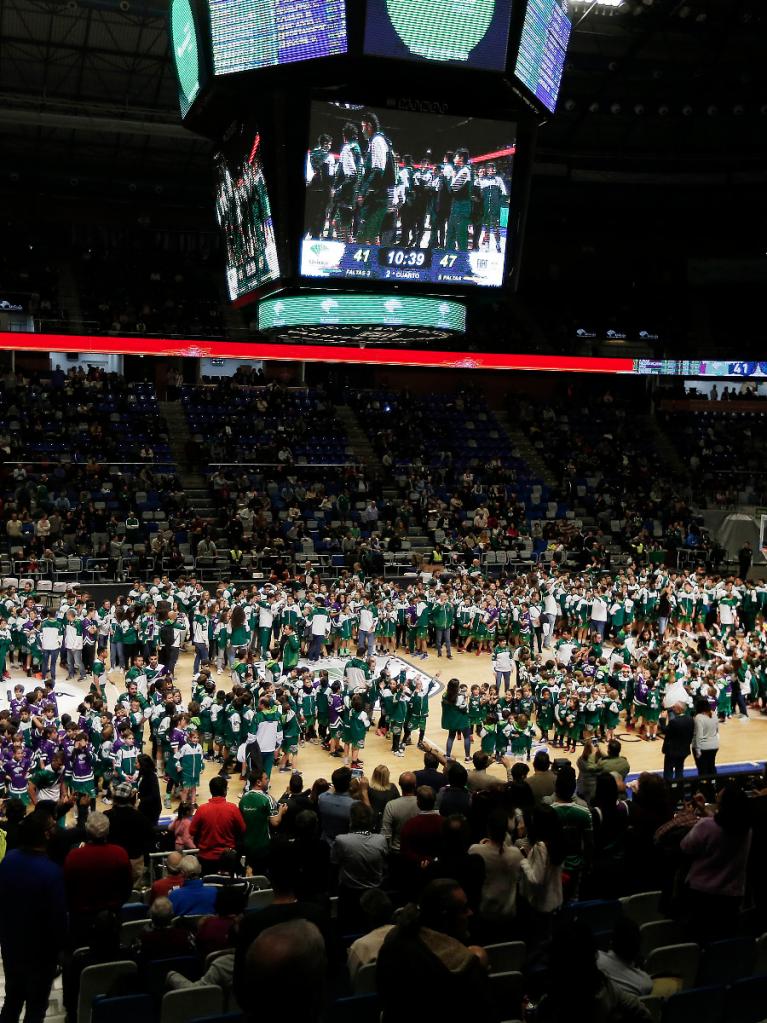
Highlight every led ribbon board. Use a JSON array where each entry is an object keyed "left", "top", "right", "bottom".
[
  {"left": 258, "top": 294, "right": 466, "bottom": 333},
  {"left": 208, "top": 0, "right": 347, "bottom": 75},
  {"left": 364, "top": 0, "right": 513, "bottom": 70}
]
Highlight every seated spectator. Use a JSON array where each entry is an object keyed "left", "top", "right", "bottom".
[
  {"left": 377, "top": 879, "right": 496, "bottom": 1023},
  {"left": 347, "top": 890, "right": 395, "bottom": 982},
  {"left": 168, "top": 856, "right": 218, "bottom": 916},
  {"left": 137, "top": 896, "right": 195, "bottom": 961},
  {"left": 196, "top": 884, "right": 249, "bottom": 960},
  {"left": 596, "top": 917, "right": 653, "bottom": 998},
  {"left": 62, "top": 911, "right": 132, "bottom": 1021},
  {"left": 233, "top": 854, "right": 329, "bottom": 1008},
  {"left": 150, "top": 851, "right": 184, "bottom": 903},
  {"left": 537, "top": 922, "right": 651, "bottom": 1022},
  {"left": 242, "top": 921, "right": 327, "bottom": 1023}
]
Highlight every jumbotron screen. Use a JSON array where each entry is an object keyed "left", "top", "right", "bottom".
[
  {"left": 208, "top": 0, "right": 347, "bottom": 76},
  {"left": 300, "top": 102, "right": 515, "bottom": 288},
  {"left": 514, "top": 0, "right": 571, "bottom": 113},
  {"left": 364, "top": 0, "right": 513, "bottom": 71},
  {"left": 214, "top": 126, "right": 281, "bottom": 301}
]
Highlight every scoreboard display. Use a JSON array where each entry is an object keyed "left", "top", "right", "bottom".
[
  {"left": 514, "top": 0, "right": 571, "bottom": 113},
  {"left": 363, "top": 0, "right": 513, "bottom": 72},
  {"left": 300, "top": 101, "right": 515, "bottom": 289},
  {"left": 208, "top": 0, "right": 347, "bottom": 75},
  {"left": 169, "top": 0, "right": 206, "bottom": 117}
]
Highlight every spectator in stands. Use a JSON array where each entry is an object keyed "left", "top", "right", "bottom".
[
  {"left": 317, "top": 766, "right": 354, "bottom": 847},
  {"left": 437, "top": 761, "right": 471, "bottom": 817},
  {"left": 104, "top": 782, "right": 155, "bottom": 887},
  {"left": 377, "top": 879, "right": 496, "bottom": 1023},
  {"left": 527, "top": 750, "right": 556, "bottom": 804},
  {"left": 414, "top": 750, "right": 447, "bottom": 793},
  {"left": 347, "top": 890, "right": 395, "bottom": 982},
  {"left": 241, "top": 920, "right": 327, "bottom": 1023},
  {"left": 63, "top": 812, "right": 132, "bottom": 945},
  {"left": 0, "top": 814, "right": 66, "bottom": 1023},
  {"left": 399, "top": 785, "right": 444, "bottom": 872},
  {"left": 467, "top": 751, "right": 499, "bottom": 793},
  {"left": 469, "top": 806, "right": 523, "bottom": 936},
  {"left": 150, "top": 851, "right": 184, "bottom": 903},
  {"left": 233, "top": 855, "right": 329, "bottom": 1008},
  {"left": 381, "top": 772, "right": 418, "bottom": 852},
  {"left": 537, "top": 922, "right": 651, "bottom": 1022},
  {"left": 189, "top": 776, "right": 246, "bottom": 875},
  {"left": 195, "top": 883, "right": 248, "bottom": 959},
  {"left": 597, "top": 739, "right": 631, "bottom": 780},
  {"left": 138, "top": 896, "right": 194, "bottom": 960},
  {"left": 168, "top": 855, "right": 217, "bottom": 916},
  {"left": 335, "top": 801, "right": 389, "bottom": 928},
  {"left": 681, "top": 783, "right": 753, "bottom": 941},
  {"left": 596, "top": 917, "right": 652, "bottom": 998}
]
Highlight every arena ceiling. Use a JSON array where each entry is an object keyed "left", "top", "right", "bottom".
[{"left": 0, "top": 0, "right": 764, "bottom": 187}]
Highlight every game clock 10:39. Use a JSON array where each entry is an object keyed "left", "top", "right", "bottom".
[{"left": 301, "top": 101, "right": 516, "bottom": 289}]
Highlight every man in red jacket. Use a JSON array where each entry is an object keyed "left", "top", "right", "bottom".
[
  {"left": 189, "top": 776, "right": 246, "bottom": 875},
  {"left": 64, "top": 812, "right": 133, "bottom": 946}
]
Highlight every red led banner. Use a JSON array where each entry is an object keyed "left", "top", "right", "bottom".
[{"left": 0, "top": 331, "right": 636, "bottom": 374}]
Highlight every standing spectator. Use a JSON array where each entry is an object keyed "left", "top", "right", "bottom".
[
  {"left": 414, "top": 750, "right": 447, "bottom": 793},
  {"left": 138, "top": 896, "right": 195, "bottom": 960},
  {"left": 399, "top": 786, "right": 444, "bottom": 870},
  {"left": 63, "top": 812, "right": 132, "bottom": 945},
  {"left": 680, "top": 784, "right": 752, "bottom": 942},
  {"left": 334, "top": 802, "right": 388, "bottom": 929},
  {"left": 0, "top": 814, "right": 66, "bottom": 1023},
  {"left": 692, "top": 697, "right": 720, "bottom": 777},
  {"left": 662, "top": 704, "right": 694, "bottom": 781},
  {"left": 104, "top": 782, "right": 156, "bottom": 886},
  {"left": 380, "top": 772, "right": 418, "bottom": 853},
  {"left": 597, "top": 739, "right": 631, "bottom": 780},
  {"left": 527, "top": 750, "right": 556, "bottom": 804},
  {"left": 240, "top": 770, "right": 287, "bottom": 873},
  {"left": 317, "top": 766, "right": 355, "bottom": 847},
  {"left": 188, "top": 776, "right": 246, "bottom": 875},
  {"left": 368, "top": 764, "right": 400, "bottom": 830},
  {"left": 436, "top": 761, "right": 472, "bottom": 817},
  {"left": 469, "top": 807, "right": 523, "bottom": 935},
  {"left": 519, "top": 806, "right": 564, "bottom": 938},
  {"left": 548, "top": 766, "right": 593, "bottom": 900},
  {"left": 738, "top": 540, "right": 753, "bottom": 580},
  {"left": 136, "top": 754, "right": 162, "bottom": 826}
]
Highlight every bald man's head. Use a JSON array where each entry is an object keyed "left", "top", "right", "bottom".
[
  {"left": 399, "top": 772, "right": 417, "bottom": 795},
  {"left": 244, "top": 921, "right": 326, "bottom": 1021},
  {"left": 165, "top": 851, "right": 184, "bottom": 875}
]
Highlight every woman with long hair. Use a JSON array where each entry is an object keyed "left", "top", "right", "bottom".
[
  {"left": 368, "top": 764, "right": 399, "bottom": 831},
  {"left": 441, "top": 678, "right": 471, "bottom": 763},
  {"left": 692, "top": 695, "right": 719, "bottom": 777},
  {"left": 469, "top": 806, "right": 523, "bottom": 940},
  {"left": 681, "top": 783, "right": 752, "bottom": 941},
  {"left": 136, "top": 752, "right": 161, "bottom": 826},
  {"left": 519, "top": 805, "right": 564, "bottom": 940}
]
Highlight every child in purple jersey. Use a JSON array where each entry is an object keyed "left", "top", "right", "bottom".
[
  {"left": 9, "top": 684, "right": 27, "bottom": 722},
  {"left": 5, "top": 747, "right": 32, "bottom": 804}
]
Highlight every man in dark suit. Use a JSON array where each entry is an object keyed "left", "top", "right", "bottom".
[{"left": 662, "top": 704, "right": 694, "bottom": 781}]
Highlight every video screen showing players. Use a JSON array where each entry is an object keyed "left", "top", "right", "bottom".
[
  {"left": 214, "top": 125, "right": 281, "bottom": 302},
  {"left": 300, "top": 102, "right": 516, "bottom": 288}
]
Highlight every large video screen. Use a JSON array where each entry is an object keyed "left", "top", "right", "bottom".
[
  {"left": 364, "top": 0, "right": 513, "bottom": 71},
  {"left": 169, "top": 0, "right": 205, "bottom": 117},
  {"left": 300, "top": 102, "right": 515, "bottom": 288},
  {"left": 514, "top": 0, "right": 571, "bottom": 113},
  {"left": 214, "top": 126, "right": 281, "bottom": 302},
  {"left": 208, "top": 0, "right": 347, "bottom": 76}
]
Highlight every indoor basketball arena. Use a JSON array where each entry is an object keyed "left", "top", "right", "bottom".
[{"left": 0, "top": 1, "right": 766, "bottom": 1021}]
